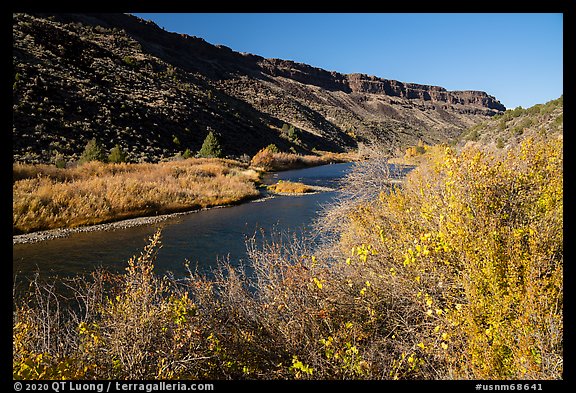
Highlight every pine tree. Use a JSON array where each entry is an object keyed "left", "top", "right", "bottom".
[
  {"left": 198, "top": 131, "right": 223, "bottom": 158},
  {"left": 182, "top": 148, "right": 192, "bottom": 159},
  {"left": 108, "top": 144, "right": 127, "bottom": 163},
  {"left": 79, "top": 138, "right": 107, "bottom": 163}
]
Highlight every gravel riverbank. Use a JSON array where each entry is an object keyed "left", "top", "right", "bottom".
[
  {"left": 13, "top": 205, "right": 234, "bottom": 245},
  {"left": 12, "top": 191, "right": 286, "bottom": 246}
]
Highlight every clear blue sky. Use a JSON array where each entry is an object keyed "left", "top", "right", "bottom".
[{"left": 133, "top": 13, "right": 563, "bottom": 110}]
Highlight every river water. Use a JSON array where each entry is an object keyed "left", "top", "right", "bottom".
[{"left": 12, "top": 162, "right": 357, "bottom": 290}]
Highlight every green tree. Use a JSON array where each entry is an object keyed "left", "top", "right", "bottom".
[
  {"left": 198, "top": 131, "right": 223, "bottom": 158},
  {"left": 287, "top": 125, "right": 298, "bottom": 141},
  {"left": 53, "top": 151, "right": 66, "bottom": 168},
  {"left": 182, "top": 148, "right": 192, "bottom": 159},
  {"left": 79, "top": 138, "right": 107, "bottom": 163},
  {"left": 108, "top": 144, "right": 127, "bottom": 163},
  {"left": 465, "top": 129, "right": 480, "bottom": 141},
  {"left": 265, "top": 144, "right": 280, "bottom": 153}
]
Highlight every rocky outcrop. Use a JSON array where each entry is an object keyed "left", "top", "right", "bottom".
[
  {"left": 259, "top": 59, "right": 352, "bottom": 93},
  {"left": 346, "top": 74, "right": 505, "bottom": 111},
  {"left": 253, "top": 63, "right": 505, "bottom": 114}
]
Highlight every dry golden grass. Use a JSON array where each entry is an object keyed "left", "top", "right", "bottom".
[
  {"left": 250, "top": 148, "right": 356, "bottom": 172},
  {"left": 13, "top": 158, "right": 261, "bottom": 234},
  {"left": 267, "top": 181, "right": 314, "bottom": 194}
]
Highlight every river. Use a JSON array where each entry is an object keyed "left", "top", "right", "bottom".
[{"left": 12, "top": 162, "right": 357, "bottom": 291}]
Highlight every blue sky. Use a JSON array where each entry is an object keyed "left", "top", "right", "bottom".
[{"left": 133, "top": 13, "right": 563, "bottom": 110}]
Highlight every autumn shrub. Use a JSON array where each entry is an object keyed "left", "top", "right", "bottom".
[
  {"left": 267, "top": 180, "right": 314, "bottom": 194},
  {"left": 405, "top": 140, "right": 429, "bottom": 158},
  {"left": 250, "top": 147, "right": 299, "bottom": 171},
  {"left": 323, "top": 135, "right": 563, "bottom": 379},
  {"left": 250, "top": 147, "right": 353, "bottom": 171},
  {"left": 13, "top": 231, "right": 214, "bottom": 379},
  {"left": 13, "top": 278, "right": 89, "bottom": 379}
]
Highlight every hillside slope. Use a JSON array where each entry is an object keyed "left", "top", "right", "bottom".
[
  {"left": 457, "top": 96, "right": 563, "bottom": 149},
  {"left": 13, "top": 13, "right": 505, "bottom": 164}
]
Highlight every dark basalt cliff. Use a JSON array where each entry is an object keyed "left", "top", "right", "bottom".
[
  {"left": 12, "top": 13, "right": 505, "bottom": 163},
  {"left": 346, "top": 74, "right": 505, "bottom": 111}
]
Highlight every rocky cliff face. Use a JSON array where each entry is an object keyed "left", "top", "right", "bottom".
[
  {"left": 346, "top": 74, "right": 505, "bottom": 111},
  {"left": 12, "top": 13, "right": 505, "bottom": 164}
]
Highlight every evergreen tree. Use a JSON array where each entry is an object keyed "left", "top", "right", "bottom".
[
  {"left": 265, "top": 144, "right": 280, "bottom": 153},
  {"left": 108, "top": 144, "right": 127, "bottom": 163},
  {"left": 79, "top": 138, "right": 107, "bottom": 163},
  {"left": 53, "top": 151, "right": 67, "bottom": 168},
  {"left": 198, "top": 131, "right": 223, "bottom": 158},
  {"left": 182, "top": 148, "right": 192, "bottom": 159}
]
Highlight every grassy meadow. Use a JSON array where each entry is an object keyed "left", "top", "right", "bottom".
[{"left": 13, "top": 158, "right": 261, "bottom": 234}]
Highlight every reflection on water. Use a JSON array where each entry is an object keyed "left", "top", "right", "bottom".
[{"left": 13, "top": 163, "right": 355, "bottom": 289}]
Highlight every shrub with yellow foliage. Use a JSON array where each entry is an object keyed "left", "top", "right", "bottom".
[{"left": 332, "top": 134, "right": 563, "bottom": 379}]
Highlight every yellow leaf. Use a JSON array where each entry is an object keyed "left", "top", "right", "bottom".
[{"left": 312, "top": 277, "right": 323, "bottom": 289}]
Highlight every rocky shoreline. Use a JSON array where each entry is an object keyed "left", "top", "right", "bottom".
[{"left": 12, "top": 191, "right": 294, "bottom": 245}]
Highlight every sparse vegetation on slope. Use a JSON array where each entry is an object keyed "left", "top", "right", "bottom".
[
  {"left": 457, "top": 96, "right": 563, "bottom": 149},
  {"left": 13, "top": 13, "right": 503, "bottom": 165}
]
